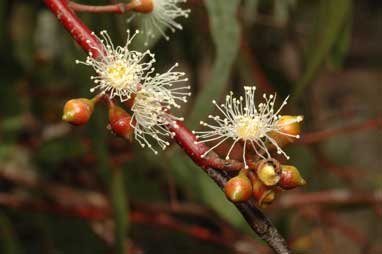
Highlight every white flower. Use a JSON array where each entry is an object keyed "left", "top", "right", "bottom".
[
  {"left": 130, "top": 63, "right": 190, "bottom": 154},
  {"left": 128, "top": 0, "right": 190, "bottom": 44},
  {"left": 76, "top": 30, "right": 156, "bottom": 102},
  {"left": 193, "top": 86, "right": 303, "bottom": 168}
]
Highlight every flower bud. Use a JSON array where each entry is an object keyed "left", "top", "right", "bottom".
[
  {"left": 257, "top": 161, "right": 281, "bottom": 186},
  {"left": 62, "top": 98, "right": 94, "bottom": 125},
  {"left": 224, "top": 171, "right": 253, "bottom": 203},
  {"left": 279, "top": 165, "right": 306, "bottom": 190},
  {"left": 270, "top": 115, "right": 303, "bottom": 147},
  {"left": 108, "top": 105, "right": 133, "bottom": 140},
  {"left": 252, "top": 176, "right": 277, "bottom": 207},
  {"left": 128, "top": 0, "right": 153, "bottom": 13}
]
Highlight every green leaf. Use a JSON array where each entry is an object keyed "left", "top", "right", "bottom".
[
  {"left": 10, "top": 3, "right": 36, "bottom": 70},
  {"left": 292, "top": 0, "right": 352, "bottom": 99},
  {"left": 244, "top": 0, "right": 260, "bottom": 24},
  {"left": 35, "top": 137, "right": 85, "bottom": 168},
  {"left": 328, "top": 13, "right": 352, "bottom": 70},
  {"left": 274, "top": 0, "right": 288, "bottom": 26},
  {"left": 187, "top": 0, "right": 241, "bottom": 128}
]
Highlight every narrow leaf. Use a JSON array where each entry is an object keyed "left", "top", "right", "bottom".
[
  {"left": 293, "top": 0, "right": 352, "bottom": 99},
  {"left": 187, "top": 0, "right": 241, "bottom": 128}
]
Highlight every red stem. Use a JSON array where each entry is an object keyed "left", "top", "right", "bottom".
[
  {"left": 43, "top": 0, "right": 101, "bottom": 57},
  {"left": 169, "top": 121, "right": 243, "bottom": 171},
  {"left": 68, "top": 1, "right": 133, "bottom": 14}
]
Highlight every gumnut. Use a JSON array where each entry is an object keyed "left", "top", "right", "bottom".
[
  {"left": 279, "top": 165, "right": 306, "bottom": 190},
  {"left": 224, "top": 170, "right": 253, "bottom": 203},
  {"left": 62, "top": 98, "right": 94, "bottom": 125},
  {"left": 108, "top": 104, "right": 133, "bottom": 140}
]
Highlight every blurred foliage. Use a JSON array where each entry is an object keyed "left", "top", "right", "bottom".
[
  {"left": 187, "top": 0, "right": 240, "bottom": 128},
  {"left": 293, "top": 0, "right": 352, "bottom": 98},
  {"left": 0, "top": 0, "right": 382, "bottom": 253}
]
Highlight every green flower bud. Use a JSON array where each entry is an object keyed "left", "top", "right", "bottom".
[{"left": 224, "top": 171, "right": 253, "bottom": 203}]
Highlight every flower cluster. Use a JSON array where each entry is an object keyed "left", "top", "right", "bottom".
[
  {"left": 193, "top": 86, "right": 303, "bottom": 168},
  {"left": 76, "top": 30, "right": 190, "bottom": 153}
]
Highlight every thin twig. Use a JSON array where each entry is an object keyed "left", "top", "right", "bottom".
[
  {"left": 299, "top": 118, "right": 382, "bottom": 144},
  {"left": 206, "top": 168, "right": 290, "bottom": 254},
  {"left": 299, "top": 207, "right": 368, "bottom": 246},
  {"left": 278, "top": 189, "right": 382, "bottom": 208}
]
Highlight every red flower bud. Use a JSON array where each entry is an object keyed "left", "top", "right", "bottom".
[
  {"left": 224, "top": 171, "right": 253, "bottom": 203},
  {"left": 128, "top": 0, "right": 153, "bottom": 13},
  {"left": 62, "top": 98, "right": 94, "bottom": 125},
  {"left": 108, "top": 105, "right": 133, "bottom": 140},
  {"left": 279, "top": 165, "right": 306, "bottom": 190}
]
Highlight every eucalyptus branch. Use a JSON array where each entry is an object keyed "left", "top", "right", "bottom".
[
  {"left": 171, "top": 122, "right": 290, "bottom": 254},
  {"left": 43, "top": 0, "right": 291, "bottom": 253}
]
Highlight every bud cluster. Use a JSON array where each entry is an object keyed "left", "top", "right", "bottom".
[
  {"left": 224, "top": 159, "right": 306, "bottom": 207},
  {"left": 62, "top": 95, "right": 135, "bottom": 140}
]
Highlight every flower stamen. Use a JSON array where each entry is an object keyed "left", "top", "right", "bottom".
[
  {"left": 76, "top": 30, "right": 156, "bottom": 101},
  {"left": 193, "top": 86, "right": 303, "bottom": 168}
]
